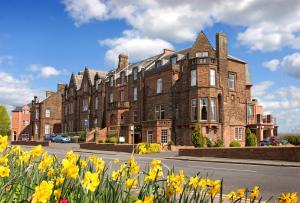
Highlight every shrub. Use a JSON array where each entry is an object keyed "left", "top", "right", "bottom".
[
  {"left": 214, "top": 138, "right": 224, "bottom": 147},
  {"left": 246, "top": 128, "right": 257, "bottom": 146},
  {"left": 230, "top": 141, "right": 241, "bottom": 147},
  {"left": 105, "top": 136, "right": 118, "bottom": 143},
  {"left": 137, "top": 143, "right": 161, "bottom": 154},
  {"left": 206, "top": 137, "right": 213, "bottom": 147},
  {"left": 98, "top": 139, "right": 104, "bottom": 143},
  {"left": 281, "top": 135, "right": 300, "bottom": 145},
  {"left": 191, "top": 124, "right": 206, "bottom": 148},
  {"left": 71, "top": 136, "right": 79, "bottom": 143}
]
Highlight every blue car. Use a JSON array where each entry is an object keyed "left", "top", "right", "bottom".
[
  {"left": 44, "top": 134, "right": 56, "bottom": 142},
  {"left": 52, "top": 135, "right": 71, "bottom": 143}
]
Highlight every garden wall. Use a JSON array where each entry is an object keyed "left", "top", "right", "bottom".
[
  {"left": 80, "top": 142, "right": 137, "bottom": 153},
  {"left": 11, "top": 140, "right": 51, "bottom": 147},
  {"left": 179, "top": 146, "right": 300, "bottom": 162}
]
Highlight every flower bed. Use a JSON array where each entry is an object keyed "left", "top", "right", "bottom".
[
  {"left": 0, "top": 135, "right": 298, "bottom": 202},
  {"left": 137, "top": 143, "right": 161, "bottom": 154}
]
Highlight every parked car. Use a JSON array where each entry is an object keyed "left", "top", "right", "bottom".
[
  {"left": 260, "top": 139, "right": 270, "bottom": 146},
  {"left": 52, "top": 135, "right": 71, "bottom": 143},
  {"left": 44, "top": 134, "right": 56, "bottom": 142},
  {"left": 21, "top": 134, "right": 29, "bottom": 141}
]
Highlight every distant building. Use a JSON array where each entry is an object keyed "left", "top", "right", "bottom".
[
  {"left": 30, "top": 84, "right": 65, "bottom": 140},
  {"left": 246, "top": 99, "right": 278, "bottom": 141},
  {"left": 11, "top": 104, "right": 31, "bottom": 141},
  {"left": 61, "top": 32, "right": 278, "bottom": 146}
]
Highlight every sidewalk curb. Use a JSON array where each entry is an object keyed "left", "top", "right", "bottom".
[{"left": 163, "top": 157, "right": 300, "bottom": 167}]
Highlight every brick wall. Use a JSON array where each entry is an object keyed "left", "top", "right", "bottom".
[
  {"left": 179, "top": 147, "right": 300, "bottom": 162},
  {"left": 80, "top": 142, "right": 137, "bottom": 153}
]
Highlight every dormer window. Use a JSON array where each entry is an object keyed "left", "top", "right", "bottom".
[
  {"left": 133, "top": 67, "right": 138, "bottom": 80},
  {"left": 95, "top": 80, "right": 100, "bottom": 90},
  {"left": 110, "top": 76, "right": 114, "bottom": 87},
  {"left": 170, "top": 56, "right": 177, "bottom": 64},
  {"left": 155, "top": 60, "right": 162, "bottom": 68},
  {"left": 196, "top": 51, "right": 208, "bottom": 57},
  {"left": 120, "top": 71, "right": 125, "bottom": 84}
]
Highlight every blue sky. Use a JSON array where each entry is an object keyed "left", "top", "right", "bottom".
[{"left": 1, "top": 0, "right": 300, "bottom": 133}]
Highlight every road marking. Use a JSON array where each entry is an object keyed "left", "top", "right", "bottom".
[{"left": 174, "top": 165, "right": 257, "bottom": 173}]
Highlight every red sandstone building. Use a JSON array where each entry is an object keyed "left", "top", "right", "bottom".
[
  {"left": 30, "top": 84, "right": 65, "bottom": 140},
  {"left": 11, "top": 104, "right": 31, "bottom": 141},
  {"left": 62, "top": 32, "right": 278, "bottom": 146}
]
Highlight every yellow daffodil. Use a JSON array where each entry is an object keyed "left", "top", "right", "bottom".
[
  {"left": 128, "top": 157, "right": 140, "bottom": 175},
  {"left": 125, "top": 178, "right": 137, "bottom": 189},
  {"left": 12, "top": 145, "right": 22, "bottom": 155},
  {"left": 30, "top": 145, "right": 43, "bottom": 159},
  {"left": 198, "top": 179, "right": 207, "bottom": 189},
  {"left": 189, "top": 176, "right": 199, "bottom": 189},
  {"left": 0, "top": 135, "right": 8, "bottom": 152},
  {"left": 114, "top": 158, "right": 119, "bottom": 164},
  {"left": 207, "top": 180, "right": 221, "bottom": 197},
  {"left": 80, "top": 159, "right": 87, "bottom": 168},
  {"left": 47, "top": 168, "right": 55, "bottom": 177},
  {"left": 54, "top": 189, "right": 61, "bottom": 200},
  {"left": 135, "top": 194, "right": 154, "bottom": 203},
  {"left": 0, "top": 155, "right": 8, "bottom": 165},
  {"left": 0, "top": 166, "right": 10, "bottom": 177},
  {"left": 19, "top": 151, "right": 31, "bottom": 164},
  {"left": 82, "top": 171, "right": 100, "bottom": 192},
  {"left": 166, "top": 186, "right": 174, "bottom": 197},
  {"left": 279, "top": 192, "right": 298, "bottom": 203},
  {"left": 236, "top": 188, "right": 246, "bottom": 199},
  {"left": 228, "top": 191, "right": 236, "bottom": 201},
  {"left": 61, "top": 158, "right": 79, "bottom": 179},
  {"left": 250, "top": 186, "right": 260, "bottom": 200},
  {"left": 31, "top": 181, "right": 54, "bottom": 203},
  {"left": 55, "top": 176, "right": 65, "bottom": 187},
  {"left": 38, "top": 153, "right": 54, "bottom": 171}
]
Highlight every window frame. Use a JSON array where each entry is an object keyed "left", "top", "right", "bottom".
[
  {"left": 147, "top": 130, "right": 153, "bottom": 143},
  {"left": 210, "top": 97, "right": 217, "bottom": 121},
  {"left": 234, "top": 127, "right": 243, "bottom": 141},
  {"left": 133, "top": 67, "right": 138, "bottom": 80},
  {"left": 45, "top": 109, "right": 51, "bottom": 118},
  {"left": 228, "top": 73, "right": 236, "bottom": 91},
  {"left": 200, "top": 98, "right": 208, "bottom": 121},
  {"left": 156, "top": 78, "right": 163, "bottom": 94},
  {"left": 45, "top": 124, "right": 50, "bottom": 134},
  {"left": 133, "top": 87, "right": 138, "bottom": 101},
  {"left": 191, "top": 99, "right": 198, "bottom": 121},
  {"left": 120, "top": 71, "right": 125, "bottom": 84},
  {"left": 161, "top": 129, "right": 168, "bottom": 144},
  {"left": 155, "top": 60, "right": 162, "bottom": 68},
  {"left": 191, "top": 69, "right": 197, "bottom": 87},
  {"left": 120, "top": 90, "right": 125, "bottom": 102},
  {"left": 109, "top": 93, "right": 114, "bottom": 103},
  {"left": 210, "top": 69, "right": 216, "bottom": 86}
]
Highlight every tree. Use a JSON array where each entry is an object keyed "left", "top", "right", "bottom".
[
  {"left": 246, "top": 128, "right": 257, "bottom": 146},
  {"left": 0, "top": 105, "right": 10, "bottom": 136},
  {"left": 191, "top": 123, "right": 206, "bottom": 148}
]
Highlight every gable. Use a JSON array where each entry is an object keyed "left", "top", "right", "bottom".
[{"left": 190, "top": 31, "right": 215, "bottom": 58}]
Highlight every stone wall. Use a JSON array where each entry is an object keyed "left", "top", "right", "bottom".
[
  {"left": 179, "top": 146, "right": 300, "bottom": 162},
  {"left": 80, "top": 142, "right": 137, "bottom": 153},
  {"left": 11, "top": 140, "right": 51, "bottom": 147}
]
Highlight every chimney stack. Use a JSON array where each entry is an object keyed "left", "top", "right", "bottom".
[
  {"left": 118, "top": 54, "right": 128, "bottom": 70},
  {"left": 216, "top": 32, "right": 228, "bottom": 60},
  {"left": 57, "top": 83, "right": 66, "bottom": 93}
]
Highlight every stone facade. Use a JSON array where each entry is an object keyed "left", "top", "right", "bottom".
[
  {"left": 30, "top": 84, "right": 65, "bottom": 140},
  {"left": 61, "top": 32, "right": 277, "bottom": 146},
  {"left": 11, "top": 104, "right": 31, "bottom": 141}
]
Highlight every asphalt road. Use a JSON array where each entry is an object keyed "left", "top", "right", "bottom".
[{"left": 20, "top": 143, "right": 300, "bottom": 200}]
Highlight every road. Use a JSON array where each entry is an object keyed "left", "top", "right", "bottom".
[{"left": 20, "top": 143, "right": 300, "bottom": 200}]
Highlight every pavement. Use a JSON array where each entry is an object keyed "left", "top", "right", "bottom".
[{"left": 18, "top": 143, "right": 300, "bottom": 199}]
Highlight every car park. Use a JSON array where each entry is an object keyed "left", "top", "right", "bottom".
[{"left": 44, "top": 134, "right": 56, "bottom": 142}]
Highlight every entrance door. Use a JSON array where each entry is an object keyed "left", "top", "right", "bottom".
[
  {"left": 13, "top": 131, "right": 17, "bottom": 141},
  {"left": 134, "top": 133, "right": 142, "bottom": 144}
]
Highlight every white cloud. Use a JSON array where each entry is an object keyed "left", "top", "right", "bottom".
[
  {"left": 62, "top": 0, "right": 300, "bottom": 51},
  {"left": 62, "top": 0, "right": 107, "bottom": 26},
  {"left": 0, "top": 55, "right": 13, "bottom": 65},
  {"left": 281, "top": 53, "right": 300, "bottom": 79},
  {"left": 262, "top": 59, "right": 280, "bottom": 72},
  {"left": 29, "top": 64, "right": 61, "bottom": 78},
  {"left": 99, "top": 30, "right": 174, "bottom": 66},
  {"left": 252, "top": 81, "right": 300, "bottom": 133},
  {"left": 0, "top": 71, "right": 42, "bottom": 107},
  {"left": 252, "top": 81, "right": 274, "bottom": 97},
  {"left": 261, "top": 53, "right": 300, "bottom": 79}
]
